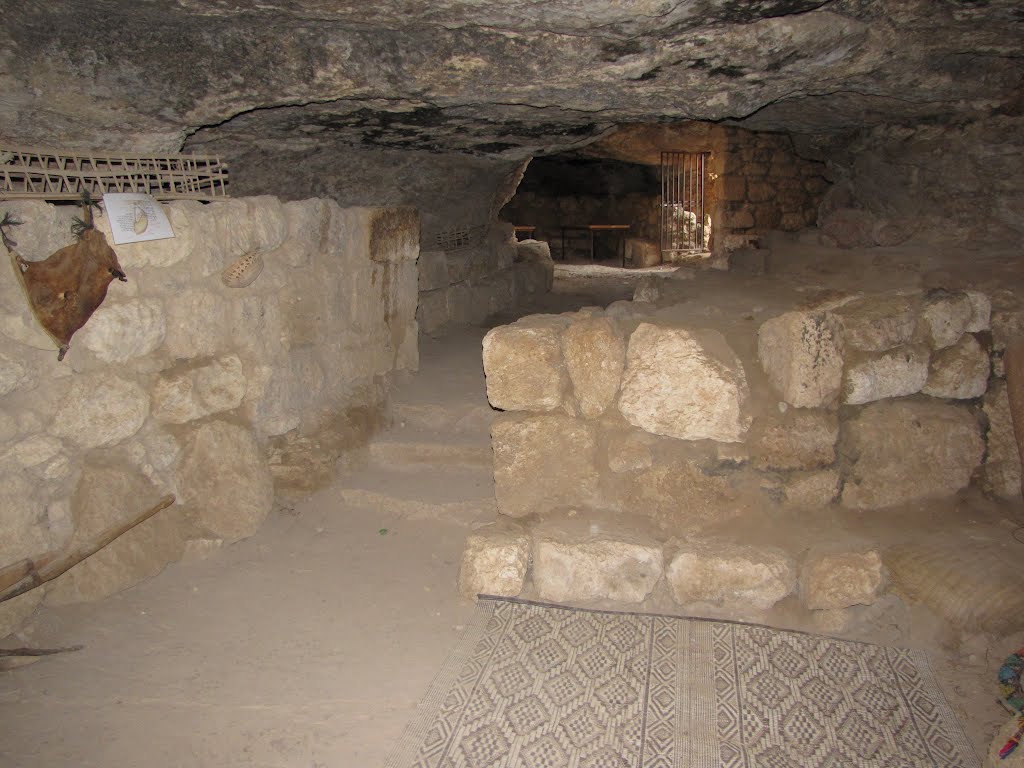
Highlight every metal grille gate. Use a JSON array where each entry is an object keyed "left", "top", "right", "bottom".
[{"left": 661, "top": 151, "right": 709, "bottom": 258}]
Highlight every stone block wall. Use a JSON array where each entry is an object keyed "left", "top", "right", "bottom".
[
  {"left": 717, "top": 128, "right": 829, "bottom": 252},
  {"left": 0, "top": 196, "right": 418, "bottom": 634},
  {"left": 469, "top": 286, "right": 1017, "bottom": 612},
  {"left": 417, "top": 225, "right": 554, "bottom": 335}
]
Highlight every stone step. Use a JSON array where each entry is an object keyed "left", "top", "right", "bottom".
[
  {"left": 367, "top": 427, "right": 493, "bottom": 468},
  {"left": 389, "top": 402, "right": 496, "bottom": 434},
  {"left": 337, "top": 464, "right": 496, "bottom": 526}
]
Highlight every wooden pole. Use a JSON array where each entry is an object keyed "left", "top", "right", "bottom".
[{"left": 0, "top": 494, "right": 175, "bottom": 604}]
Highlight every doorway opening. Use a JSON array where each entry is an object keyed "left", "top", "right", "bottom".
[{"left": 660, "top": 151, "right": 711, "bottom": 260}]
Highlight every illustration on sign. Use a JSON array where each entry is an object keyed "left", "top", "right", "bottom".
[{"left": 102, "top": 193, "right": 175, "bottom": 245}]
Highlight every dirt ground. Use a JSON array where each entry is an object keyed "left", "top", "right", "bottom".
[{"left": 2, "top": 237, "right": 1023, "bottom": 766}]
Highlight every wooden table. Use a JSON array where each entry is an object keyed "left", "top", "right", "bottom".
[
  {"left": 560, "top": 224, "right": 631, "bottom": 266},
  {"left": 513, "top": 226, "right": 536, "bottom": 241}
]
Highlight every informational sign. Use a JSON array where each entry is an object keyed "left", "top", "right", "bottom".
[{"left": 102, "top": 193, "right": 175, "bottom": 245}]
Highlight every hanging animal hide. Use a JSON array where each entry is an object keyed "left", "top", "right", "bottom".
[{"left": 3, "top": 208, "right": 126, "bottom": 361}]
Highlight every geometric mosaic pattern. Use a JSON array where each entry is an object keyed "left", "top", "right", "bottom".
[{"left": 386, "top": 598, "right": 979, "bottom": 768}]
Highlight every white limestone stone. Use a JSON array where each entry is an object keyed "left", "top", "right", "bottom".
[
  {"left": 841, "top": 400, "right": 984, "bottom": 509},
  {"left": 619, "top": 323, "right": 750, "bottom": 442},
  {"left": 921, "top": 290, "right": 973, "bottom": 349},
  {"left": 965, "top": 290, "right": 991, "bottom": 333},
  {"left": 77, "top": 299, "right": 166, "bottom": 362},
  {"left": 835, "top": 294, "right": 918, "bottom": 352},
  {"left": 483, "top": 316, "right": 569, "bottom": 411},
  {"left": 667, "top": 541, "right": 796, "bottom": 610},
  {"left": 758, "top": 311, "right": 845, "bottom": 408},
  {"left": 0, "top": 352, "right": 31, "bottom": 396},
  {"left": 842, "top": 344, "right": 930, "bottom": 404},
  {"left": 0, "top": 472, "right": 50, "bottom": 566},
  {"left": 458, "top": 525, "right": 531, "bottom": 600},
  {"left": 533, "top": 534, "right": 663, "bottom": 603},
  {"left": 49, "top": 373, "right": 149, "bottom": 448},
  {"left": 418, "top": 249, "right": 450, "bottom": 292},
  {"left": 800, "top": 549, "right": 886, "bottom": 610},
  {"left": 177, "top": 420, "right": 274, "bottom": 543},
  {"left": 784, "top": 469, "right": 841, "bottom": 509},
  {"left": 922, "top": 334, "right": 989, "bottom": 399},
  {"left": 982, "top": 381, "right": 1022, "bottom": 500},
  {"left": 750, "top": 410, "right": 838, "bottom": 470},
  {"left": 561, "top": 316, "right": 625, "bottom": 418},
  {"left": 491, "top": 413, "right": 599, "bottom": 517},
  {"left": 163, "top": 288, "right": 227, "bottom": 359}
]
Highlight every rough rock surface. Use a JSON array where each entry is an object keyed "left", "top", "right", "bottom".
[
  {"left": 49, "top": 373, "right": 149, "bottom": 449},
  {"left": 841, "top": 400, "right": 984, "bottom": 509},
  {"left": 77, "top": 300, "right": 167, "bottom": 363},
  {"left": 922, "top": 335, "right": 989, "bottom": 400},
  {"left": 921, "top": 291, "right": 974, "bottom": 350},
  {"left": 784, "top": 469, "right": 841, "bottom": 509},
  {"left": 758, "top": 311, "right": 845, "bottom": 408},
  {"left": 46, "top": 462, "right": 188, "bottom": 606},
  {"left": 835, "top": 294, "right": 918, "bottom": 352},
  {"left": 666, "top": 541, "right": 796, "bottom": 610},
  {"left": 619, "top": 323, "right": 750, "bottom": 442},
  {"left": 176, "top": 420, "right": 275, "bottom": 542},
  {"left": 800, "top": 549, "right": 886, "bottom": 610},
  {"left": 483, "top": 317, "right": 568, "bottom": 412},
  {"left": 983, "top": 382, "right": 1023, "bottom": 500},
  {"left": 842, "top": 345, "right": 930, "bottom": 405},
  {"left": 561, "top": 316, "right": 625, "bottom": 418},
  {"left": 491, "top": 413, "right": 599, "bottom": 517},
  {"left": 533, "top": 530, "right": 663, "bottom": 604},
  {"left": 749, "top": 410, "right": 838, "bottom": 470},
  {"left": 458, "top": 525, "right": 530, "bottom": 600},
  {"left": 153, "top": 356, "right": 248, "bottom": 423}
]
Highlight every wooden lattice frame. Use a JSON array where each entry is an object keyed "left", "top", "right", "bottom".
[{"left": 0, "top": 146, "right": 230, "bottom": 201}]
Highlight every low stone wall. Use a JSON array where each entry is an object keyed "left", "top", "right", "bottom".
[
  {"left": 0, "top": 196, "right": 418, "bottom": 635},
  {"left": 417, "top": 226, "right": 553, "bottom": 335},
  {"left": 466, "top": 286, "right": 1018, "bottom": 613}
]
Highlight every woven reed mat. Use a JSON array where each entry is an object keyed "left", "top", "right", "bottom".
[{"left": 385, "top": 597, "right": 978, "bottom": 768}]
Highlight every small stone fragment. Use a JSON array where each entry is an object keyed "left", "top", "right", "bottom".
[
  {"left": 458, "top": 525, "right": 530, "bottom": 600},
  {"left": 800, "top": 549, "right": 886, "bottom": 610}
]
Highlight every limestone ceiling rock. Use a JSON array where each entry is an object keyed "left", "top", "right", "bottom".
[{"left": 0, "top": 0, "right": 1020, "bottom": 160}]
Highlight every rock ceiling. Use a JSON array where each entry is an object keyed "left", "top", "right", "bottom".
[{"left": 0, "top": 0, "right": 1021, "bottom": 162}]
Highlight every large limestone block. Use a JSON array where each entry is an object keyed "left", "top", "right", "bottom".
[
  {"left": 153, "top": 355, "right": 247, "bottom": 423},
  {"left": 483, "top": 316, "right": 569, "bottom": 411},
  {"left": 279, "top": 198, "right": 331, "bottom": 267},
  {"left": 418, "top": 249, "right": 449, "bottom": 292},
  {"left": 533, "top": 533, "right": 663, "bottom": 603},
  {"left": 842, "top": 344, "right": 930, "bottom": 404},
  {"left": 667, "top": 541, "right": 796, "bottom": 610},
  {"left": 210, "top": 196, "right": 289, "bottom": 262},
  {"left": 458, "top": 525, "right": 530, "bottom": 600},
  {"left": 46, "top": 462, "right": 187, "bottom": 606},
  {"left": 758, "top": 311, "right": 845, "bottom": 408},
  {"left": 921, "top": 290, "right": 973, "bottom": 349},
  {"left": 514, "top": 239, "right": 554, "bottom": 292},
  {"left": 800, "top": 549, "right": 886, "bottom": 610},
  {"left": 0, "top": 472, "right": 50, "bottom": 566},
  {"left": 841, "top": 400, "right": 984, "bottom": 509},
  {"left": 965, "top": 290, "right": 991, "bottom": 333},
  {"left": 163, "top": 288, "right": 228, "bottom": 359},
  {"left": 784, "top": 469, "right": 840, "bottom": 509},
  {"left": 177, "top": 420, "right": 275, "bottom": 542},
  {"left": 417, "top": 289, "right": 449, "bottom": 336},
  {"left": 750, "top": 410, "right": 838, "bottom": 470},
  {"left": 491, "top": 413, "right": 599, "bottom": 517},
  {"left": 0, "top": 352, "right": 32, "bottom": 397},
  {"left": 982, "top": 381, "right": 1022, "bottom": 500},
  {"left": 835, "top": 294, "right": 918, "bottom": 352},
  {"left": 49, "top": 373, "right": 149, "bottom": 448},
  {"left": 619, "top": 323, "right": 750, "bottom": 442},
  {"left": 922, "top": 334, "right": 989, "bottom": 399},
  {"left": 77, "top": 299, "right": 166, "bottom": 362},
  {"left": 561, "top": 317, "right": 625, "bottom": 418}
]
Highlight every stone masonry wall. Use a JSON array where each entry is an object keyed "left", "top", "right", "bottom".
[
  {"left": 0, "top": 196, "right": 418, "bottom": 635},
  {"left": 717, "top": 127, "right": 829, "bottom": 252},
  {"left": 466, "top": 286, "right": 1011, "bottom": 614}
]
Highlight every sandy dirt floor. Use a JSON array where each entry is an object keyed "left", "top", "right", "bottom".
[{"left": 2, "top": 238, "right": 1023, "bottom": 766}]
